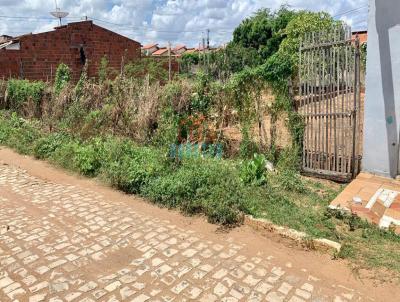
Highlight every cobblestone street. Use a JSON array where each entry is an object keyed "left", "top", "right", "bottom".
[{"left": 0, "top": 151, "right": 397, "bottom": 302}]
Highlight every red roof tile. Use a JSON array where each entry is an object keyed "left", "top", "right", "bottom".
[
  {"left": 174, "top": 44, "right": 186, "bottom": 51},
  {"left": 142, "top": 43, "right": 158, "bottom": 50},
  {"left": 152, "top": 48, "right": 168, "bottom": 56}
]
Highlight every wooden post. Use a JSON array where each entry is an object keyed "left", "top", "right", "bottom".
[
  {"left": 352, "top": 35, "right": 361, "bottom": 177},
  {"left": 168, "top": 41, "right": 172, "bottom": 82}
]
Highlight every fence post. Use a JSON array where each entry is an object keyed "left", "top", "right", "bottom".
[
  {"left": 352, "top": 35, "right": 361, "bottom": 177},
  {"left": 168, "top": 41, "right": 172, "bottom": 82}
]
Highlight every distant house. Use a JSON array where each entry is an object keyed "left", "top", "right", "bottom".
[
  {"left": 0, "top": 20, "right": 141, "bottom": 81},
  {"left": 142, "top": 43, "right": 159, "bottom": 56},
  {"left": 152, "top": 48, "right": 170, "bottom": 56},
  {"left": 173, "top": 44, "right": 187, "bottom": 55},
  {"left": 0, "top": 35, "right": 13, "bottom": 44},
  {"left": 352, "top": 30, "right": 368, "bottom": 44},
  {"left": 184, "top": 48, "right": 197, "bottom": 54}
]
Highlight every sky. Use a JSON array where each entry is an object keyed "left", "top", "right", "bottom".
[{"left": 0, "top": 0, "right": 369, "bottom": 47}]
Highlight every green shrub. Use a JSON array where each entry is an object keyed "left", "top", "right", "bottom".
[
  {"left": 73, "top": 139, "right": 105, "bottom": 176},
  {"left": 336, "top": 243, "right": 356, "bottom": 259},
  {"left": 124, "top": 59, "right": 168, "bottom": 83},
  {"left": 54, "top": 63, "right": 71, "bottom": 95},
  {"left": 48, "top": 137, "right": 105, "bottom": 176},
  {"left": 143, "top": 158, "right": 245, "bottom": 224},
  {"left": 49, "top": 140, "right": 79, "bottom": 171},
  {"left": 98, "top": 56, "right": 108, "bottom": 84},
  {"left": 0, "top": 111, "right": 42, "bottom": 154},
  {"left": 100, "top": 137, "right": 168, "bottom": 193},
  {"left": 240, "top": 153, "right": 267, "bottom": 186},
  {"left": 0, "top": 111, "right": 11, "bottom": 143},
  {"left": 276, "top": 146, "right": 301, "bottom": 171},
  {"left": 275, "top": 169, "right": 306, "bottom": 193},
  {"left": 33, "top": 132, "right": 70, "bottom": 159},
  {"left": 6, "top": 79, "right": 46, "bottom": 110}
]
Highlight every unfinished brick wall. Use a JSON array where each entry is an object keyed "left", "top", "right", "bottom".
[{"left": 0, "top": 21, "right": 141, "bottom": 82}]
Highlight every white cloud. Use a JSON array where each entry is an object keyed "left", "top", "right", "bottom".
[{"left": 0, "top": 0, "right": 369, "bottom": 47}]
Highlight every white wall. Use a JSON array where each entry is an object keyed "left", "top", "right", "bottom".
[{"left": 363, "top": 0, "right": 400, "bottom": 178}]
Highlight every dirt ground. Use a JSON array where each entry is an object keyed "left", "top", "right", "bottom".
[{"left": 0, "top": 146, "right": 399, "bottom": 301}]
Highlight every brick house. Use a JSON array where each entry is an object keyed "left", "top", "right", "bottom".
[
  {"left": 0, "top": 20, "right": 141, "bottom": 82},
  {"left": 352, "top": 30, "right": 368, "bottom": 45}
]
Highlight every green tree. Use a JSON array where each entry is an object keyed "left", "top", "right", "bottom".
[
  {"left": 278, "top": 11, "right": 337, "bottom": 68},
  {"left": 232, "top": 6, "right": 297, "bottom": 61}
]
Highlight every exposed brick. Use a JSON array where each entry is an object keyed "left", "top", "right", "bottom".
[{"left": 0, "top": 21, "right": 141, "bottom": 82}]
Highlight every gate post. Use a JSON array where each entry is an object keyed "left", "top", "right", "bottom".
[{"left": 352, "top": 35, "right": 361, "bottom": 178}]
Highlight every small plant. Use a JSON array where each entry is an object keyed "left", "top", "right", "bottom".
[
  {"left": 239, "top": 153, "right": 267, "bottom": 186},
  {"left": 33, "top": 132, "right": 70, "bottom": 159},
  {"left": 239, "top": 126, "right": 259, "bottom": 159},
  {"left": 0, "top": 111, "right": 42, "bottom": 154},
  {"left": 335, "top": 243, "right": 356, "bottom": 259},
  {"left": 73, "top": 140, "right": 104, "bottom": 176},
  {"left": 54, "top": 63, "right": 71, "bottom": 95},
  {"left": 276, "top": 169, "right": 305, "bottom": 193}
]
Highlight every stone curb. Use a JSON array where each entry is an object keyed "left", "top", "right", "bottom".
[{"left": 243, "top": 215, "right": 341, "bottom": 253}]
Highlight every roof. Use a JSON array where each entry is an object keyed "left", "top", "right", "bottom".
[
  {"left": 352, "top": 30, "right": 367, "bottom": 34},
  {"left": 142, "top": 43, "right": 158, "bottom": 50},
  {"left": 152, "top": 48, "right": 169, "bottom": 56},
  {"left": 184, "top": 48, "right": 197, "bottom": 54},
  {"left": 174, "top": 44, "right": 186, "bottom": 51},
  {"left": 2, "top": 20, "right": 140, "bottom": 47}
]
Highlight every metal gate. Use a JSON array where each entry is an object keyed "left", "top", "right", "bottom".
[{"left": 298, "top": 25, "right": 362, "bottom": 182}]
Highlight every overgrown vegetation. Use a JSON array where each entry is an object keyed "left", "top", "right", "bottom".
[
  {"left": 6, "top": 79, "right": 46, "bottom": 111},
  {"left": 1, "top": 111, "right": 400, "bottom": 278},
  {"left": 54, "top": 63, "right": 71, "bottom": 95}
]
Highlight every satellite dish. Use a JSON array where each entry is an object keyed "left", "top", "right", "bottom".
[{"left": 50, "top": 0, "right": 69, "bottom": 26}]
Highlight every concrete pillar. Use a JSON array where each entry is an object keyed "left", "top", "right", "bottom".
[{"left": 363, "top": 0, "right": 400, "bottom": 178}]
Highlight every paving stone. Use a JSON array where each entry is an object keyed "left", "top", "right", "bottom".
[
  {"left": 212, "top": 268, "right": 228, "bottom": 279},
  {"left": 120, "top": 274, "right": 137, "bottom": 284},
  {"left": 22, "top": 275, "right": 37, "bottom": 286},
  {"left": 288, "top": 296, "right": 306, "bottom": 302},
  {"left": 29, "top": 281, "right": 49, "bottom": 293},
  {"left": 278, "top": 282, "right": 293, "bottom": 295},
  {"left": 50, "top": 282, "right": 69, "bottom": 293},
  {"left": 171, "top": 280, "right": 189, "bottom": 294},
  {"left": 296, "top": 288, "right": 312, "bottom": 300},
  {"left": 0, "top": 164, "right": 367, "bottom": 302},
  {"left": 29, "top": 293, "right": 47, "bottom": 302},
  {"left": 255, "top": 282, "right": 273, "bottom": 295},
  {"left": 120, "top": 286, "right": 136, "bottom": 299},
  {"left": 8, "top": 286, "right": 26, "bottom": 299},
  {"left": 65, "top": 291, "right": 82, "bottom": 301},
  {"left": 0, "top": 277, "right": 14, "bottom": 289},
  {"left": 301, "top": 283, "right": 314, "bottom": 292},
  {"left": 266, "top": 291, "right": 285, "bottom": 302},
  {"left": 213, "top": 282, "right": 228, "bottom": 296},
  {"left": 243, "top": 274, "right": 261, "bottom": 287},
  {"left": 105, "top": 280, "right": 122, "bottom": 292},
  {"left": 131, "top": 293, "right": 150, "bottom": 302},
  {"left": 185, "top": 286, "right": 203, "bottom": 299},
  {"left": 199, "top": 293, "right": 218, "bottom": 302}
]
